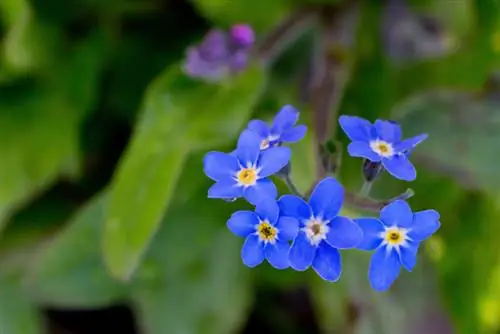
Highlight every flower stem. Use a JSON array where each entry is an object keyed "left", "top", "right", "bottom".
[
  {"left": 360, "top": 181, "right": 373, "bottom": 197},
  {"left": 283, "top": 175, "right": 304, "bottom": 198}
]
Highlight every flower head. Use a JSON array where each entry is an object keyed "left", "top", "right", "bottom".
[
  {"left": 355, "top": 200, "right": 440, "bottom": 291},
  {"left": 203, "top": 129, "right": 291, "bottom": 205},
  {"left": 227, "top": 199, "right": 299, "bottom": 269},
  {"left": 247, "top": 105, "right": 307, "bottom": 150},
  {"left": 338, "top": 115, "right": 428, "bottom": 181},
  {"left": 278, "top": 177, "right": 363, "bottom": 282},
  {"left": 183, "top": 24, "right": 255, "bottom": 81}
]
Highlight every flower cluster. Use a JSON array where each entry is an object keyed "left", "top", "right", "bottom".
[
  {"left": 203, "top": 105, "right": 441, "bottom": 291},
  {"left": 183, "top": 24, "right": 255, "bottom": 81}
]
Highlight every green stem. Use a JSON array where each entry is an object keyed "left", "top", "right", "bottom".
[
  {"left": 360, "top": 181, "right": 373, "bottom": 197},
  {"left": 283, "top": 175, "right": 304, "bottom": 198}
]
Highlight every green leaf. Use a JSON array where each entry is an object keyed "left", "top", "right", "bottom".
[
  {"left": 189, "top": 0, "right": 291, "bottom": 32},
  {"left": 132, "top": 162, "right": 252, "bottom": 334},
  {"left": 103, "top": 63, "right": 266, "bottom": 280},
  {"left": 0, "top": 273, "right": 44, "bottom": 334},
  {"left": 26, "top": 192, "right": 127, "bottom": 308},
  {"left": 392, "top": 90, "right": 500, "bottom": 194},
  {"left": 0, "top": 33, "right": 107, "bottom": 231}
]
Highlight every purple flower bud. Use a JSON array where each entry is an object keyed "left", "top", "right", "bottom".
[
  {"left": 230, "top": 24, "right": 255, "bottom": 48},
  {"left": 183, "top": 24, "right": 255, "bottom": 82}
]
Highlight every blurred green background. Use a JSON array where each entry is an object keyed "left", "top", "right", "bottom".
[{"left": 0, "top": 0, "right": 500, "bottom": 333}]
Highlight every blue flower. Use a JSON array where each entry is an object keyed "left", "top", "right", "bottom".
[
  {"left": 247, "top": 105, "right": 307, "bottom": 150},
  {"left": 355, "top": 200, "right": 440, "bottom": 291},
  {"left": 278, "top": 177, "right": 363, "bottom": 282},
  {"left": 338, "top": 115, "right": 428, "bottom": 181},
  {"left": 203, "top": 129, "right": 291, "bottom": 205},
  {"left": 227, "top": 198, "right": 299, "bottom": 269},
  {"left": 183, "top": 24, "right": 254, "bottom": 82}
]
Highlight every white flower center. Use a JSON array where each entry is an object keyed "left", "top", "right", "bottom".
[
  {"left": 260, "top": 134, "right": 281, "bottom": 150},
  {"left": 370, "top": 139, "right": 394, "bottom": 158},
  {"left": 302, "top": 217, "right": 329, "bottom": 246}
]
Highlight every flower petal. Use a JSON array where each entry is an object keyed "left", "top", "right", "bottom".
[
  {"left": 380, "top": 200, "right": 413, "bottom": 227},
  {"left": 382, "top": 155, "right": 416, "bottom": 181},
  {"left": 277, "top": 195, "right": 312, "bottom": 222},
  {"left": 257, "top": 146, "right": 291, "bottom": 177},
  {"left": 355, "top": 218, "right": 385, "bottom": 250},
  {"left": 255, "top": 199, "right": 279, "bottom": 224},
  {"left": 265, "top": 241, "right": 290, "bottom": 269},
  {"left": 288, "top": 231, "right": 316, "bottom": 271},
  {"left": 235, "top": 129, "right": 261, "bottom": 166},
  {"left": 394, "top": 133, "right": 428, "bottom": 152},
  {"left": 312, "top": 242, "right": 342, "bottom": 282},
  {"left": 368, "top": 246, "right": 401, "bottom": 292},
  {"left": 203, "top": 152, "right": 239, "bottom": 181},
  {"left": 244, "top": 178, "right": 277, "bottom": 205},
  {"left": 338, "top": 115, "right": 374, "bottom": 142},
  {"left": 309, "top": 177, "right": 344, "bottom": 220},
  {"left": 241, "top": 235, "right": 265, "bottom": 268},
  {"left": 270, "top": 104, "right": 299, "bottom": 134},
  {"left": 398, "top": 241, "right": 419, "bottom": 272},
  {"left": 275, "top": 216, "right": 299, "bottom": 240},
  {"left": 348, "top": 142, "right": 381, "bottom": 162},
  {"left": 409, "top": 209, "right": 440, "bottom": 241},
  {"left": 247, "top": 120, "right": 270, "bottom": 139},
  {"left": 325, "top": 216, "right": 363, "bottom": 249},
  {"left": 208, "top": 179, "right": 243, "bottom": 199},
  {"left": 227, "top": 211, "right": 259, "bottom": 237},
  {"left": 280, "top": 125, "right": 307, "bottom": 143},
  {"left": 374, "top": 119, "right": 402, "bottom": 143}
]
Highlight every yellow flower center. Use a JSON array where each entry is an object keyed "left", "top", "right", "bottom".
[
  {"left": 370, "top": 140, "right": 394, "bottom": 157},
  {"left": 384, "top": 228, "right": 404, "bottom": 245},
  {"left": 257, "top": 221, "right": 277, "bottom": 243},
  {"left": 237, "top": 167, "right": 257, "bottom": 186},
  {"left": 303, "top": 218, "right": 329, "bottom": 246}
]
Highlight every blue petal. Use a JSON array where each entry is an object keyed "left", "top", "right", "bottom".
[
  {"left": 368, "top": 246, "right": 401, "bottom": 292},
  {"left": 347, "top": 142, "right": 381, "bottom": 162},
  {"left": 394, "top": 133, "right": 428, "bottom": 152},
  {"left": 275, "top": 216, "right": 299, "bottom": 240},
  {"left": 312, "top": 242, "right": 342, "bottom": 282},
  {"left": 247, "top": 120, "right": 270, "bottom": 139},
  {"left": 241, "top": 235, "right": 265, "bottom": 267},
  {"left": 409, "top": 209, "right": 440, "bottom": 241},
  {"left": 227, "top": 211, "right": 259, "bottom": 237},
  {"left": 309, "top": 177, "right": 344, "bottom": 220},
  {"left": 288, "top": 231, "right": 317, "bottom": 271},
  {"left": 382, "top": 155, "right": 416, "bottom": 181},
  {"left": 374, "top": 119, "right": 402, "bottom": 143},
  {"left": 355, "top": 218, "right": 385, "bottom": 250},
  {"left": 244, "top": 178, "right": 277, "bottom": 205},
  {"left": 203, "top": 152, "right": 239, "bottom": 181},
  {"left": 257, "top": 146, "right": 291, "bottom": 177},
  {"left": 255, "top": 199, "right": 279, "bottom": 224},
  {"left": 208, "top": 179, "right": 243, "bottom": 199},
  {"left": 325, "top": 216, "right": 363, "bottom": 249},
  {"left": 280, "top": 125, "right": 307, "bottom": 143},
  {"left": 380, "top": 200, "right": 413, "bottom": 227},
  {"left": 338, "top": 115, "right": 374, "bottom": 142},
  {"left": 270, "top": 104, "right": 299, "bottom": 134},
  {"left": 265, "top": 241, "right": 290, "bottom": 269},
  {"left": 235, "top": 129, "right": 261, "bottom": 166},
  {"left": 277, "top": 195, "right": 312, "bottom": 222},
  {"left": 398, "top": 241, "right": 419, "bottom": 272}
]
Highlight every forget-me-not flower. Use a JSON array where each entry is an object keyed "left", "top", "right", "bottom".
[
  {"left": 278, "top": 177, "right": 363, "bottom": 282},
  {"left": 338, "top": 115, "right": 428, "bottom": 181},
  {"left": 247, "top": 105, "right": 307, "bottom": 150},
  {"left": 227, "top": 198, "right": 299, "bottom": 269},
  {"left": 203, "top": 129, "right": 291, "bottom": 205},
  {"left": 355, "top": 199, "right": 440, "bottom": 291}
]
